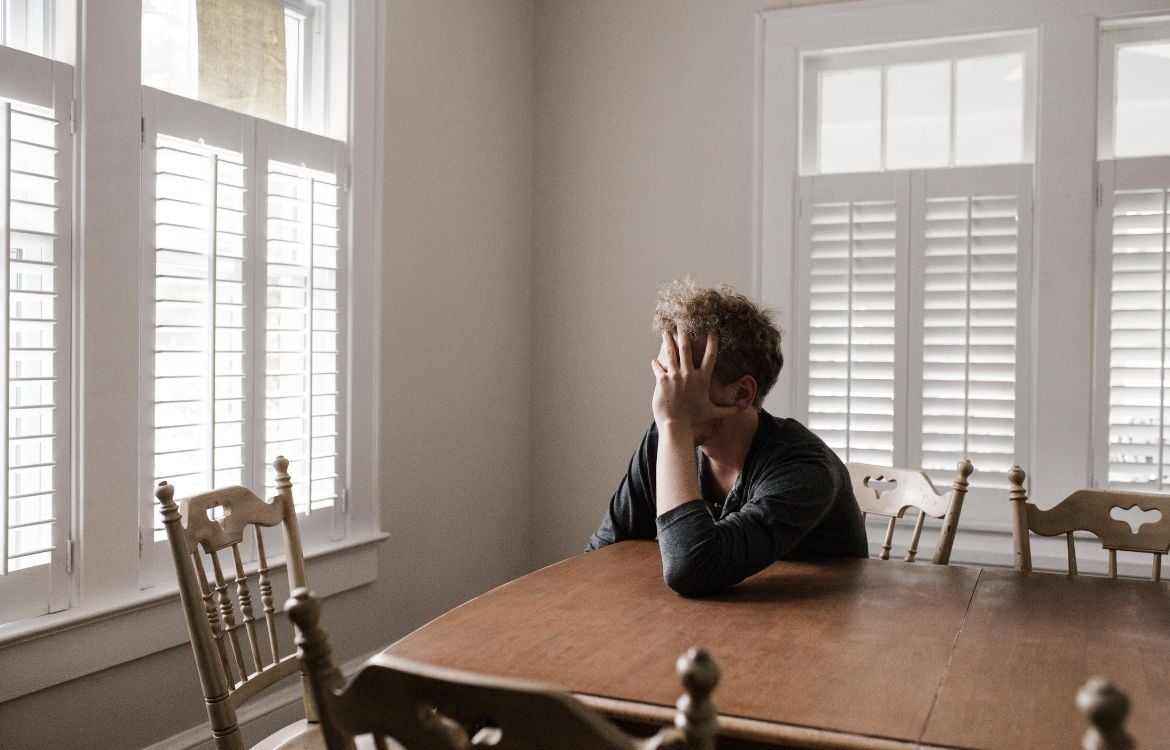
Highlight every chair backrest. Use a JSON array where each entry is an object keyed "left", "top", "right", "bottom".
[
  {"left": 1078, "top": 677, "right": 1134, "bottom": 750},
  {"left": 156, "top": 456, "right": 311, "bottom": 750},
  {"left": 1008, "top": 465, "right": 1170, "bottom": 580},
  {"left": 847, "top": 459, "right": 974, "bottom": 564},
  {"left": 285, "top": 588, "right": 721, "bottom": 750}
]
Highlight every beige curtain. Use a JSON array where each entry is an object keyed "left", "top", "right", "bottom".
[{"left": 197, "top": 0, "right": 287, "bottom": 124}]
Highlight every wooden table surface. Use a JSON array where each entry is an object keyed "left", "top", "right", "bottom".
[{"left": 385, "top": 541, "right": 1170, "bottom": 749}]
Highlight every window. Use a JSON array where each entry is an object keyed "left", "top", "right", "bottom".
[
  {"left": 1097, "top": 19, "right": 1170, "bottom": 491},
  {"left": 764, "top": 0, "right": 1170, "bottom": 556},
  {"left": 804, "top": 35, "right": 1035, "bottom": 175},
  {"left": 1, "top": 0, "right": 50, "bottom": 57},
  {"left": 0, "top": 0, "right": 379, "bottom": 646},
  {"left": 142, "top": 0, "right": 341, "bottom": 137},
  {"left": 140, "top": 81, "right": 347, "bottom": 584},
  {"left": 794, "top": 34, "right": 1035, "bottom": 497}
]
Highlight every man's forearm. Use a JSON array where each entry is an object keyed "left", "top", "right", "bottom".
[{"left": 655, "top": 420, "right": 702, "bottom": 516}]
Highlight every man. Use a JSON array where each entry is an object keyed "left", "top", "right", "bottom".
[{"left": 588, "top": 279, "right": 868, "bottom": 595}]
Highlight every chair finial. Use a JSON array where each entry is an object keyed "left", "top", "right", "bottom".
[
  {"left": 956, "top": 458, "right": 974, "bottom": 481},
  {"left": 1008, "top": 465, "right": 1026, "bottom": 492},
  {"left": 672, "top": 648, "right": 720, "bottom": 750},
  {"left": 1077, "top": 677, "right": 1133, "bottom": 750}
]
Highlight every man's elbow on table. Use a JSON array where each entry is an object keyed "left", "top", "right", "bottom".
[{"left": 661, "top": 553, "right": 732, "bottom": 597}]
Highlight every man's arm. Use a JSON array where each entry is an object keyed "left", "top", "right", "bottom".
[
  {"left": 655, "top": 461, "right": 843, "bottom": 595},
  {"left": 586, "top": 426, "right": 660, "bottom": 550},
  {"left": 650, "top": 331, "right": 734, "bottom": 516}
]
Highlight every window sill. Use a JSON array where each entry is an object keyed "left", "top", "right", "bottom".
[{"left": 0, "top": 531, "right": 387, "bottom": 703}]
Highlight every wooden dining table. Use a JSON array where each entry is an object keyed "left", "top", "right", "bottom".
[{"left": 384, "top": 541, "right": 1170, "bottom": 749}]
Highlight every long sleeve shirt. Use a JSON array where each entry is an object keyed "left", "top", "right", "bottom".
[{"left": 588, "top": 410, "right": 868, "bottom": 596}]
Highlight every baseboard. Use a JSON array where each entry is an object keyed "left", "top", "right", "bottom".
[{"left": 142, "top": 651, "right": 378, "bottom": 750}]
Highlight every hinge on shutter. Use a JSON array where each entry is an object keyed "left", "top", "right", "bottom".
[
  {"left": 69, "top": 99, "right": 77, "bottom": 135},
  {"left": 139, "top": 527, "right": 145, "bottom": 555},
  {"left": 140, "top": 116, "right": 146, "bottom": 147},
  {"left": 341, "top": 165, "right": 351, "bottom": 193},
  {"left": 340, "top": 488, "right": 349, "bottom": 515},
  {"left": 65, "top": 538, "right": 75, "bottom": 574},
  {"left": 1095, "top": 183, "right": 1102, "bottom": 208}
]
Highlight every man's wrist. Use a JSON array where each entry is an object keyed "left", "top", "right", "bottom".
[{"left": 656, "top": 418, "right": 693, "bottom": 440}]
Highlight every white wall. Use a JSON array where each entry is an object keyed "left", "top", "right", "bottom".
[
  {"left": 530, "top": 0, "right": 838, "bottom": 566},
  {"left": 0, "top": 1, "right": 535, "bottom": 746},
  {"left": 379, "top": 0, "right": 535, "bottom": 633}
]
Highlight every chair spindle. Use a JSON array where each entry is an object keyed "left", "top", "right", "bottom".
[
  {"left": 1153, "top": 553, "right": 1162, "bottom": 583},
  {"left": 1066, "top": 532, "right": 1078, "bottom": 576},
  {"left": 193, "top": 550, "right": 234, "bottom": 683},
  {"left": 1108, "top": 549, "right": 1117, "bottom": 579},
  {"left": 905, "top": 509, "right": 926, "bottom": 562},
  {"left": 255, "top": 526, "right": 281, "bottom": 665},
  {"left": 231, "top": 544, "right": 263, "bottom": 674},
  {"left": 210, "top": 549, "right": 247, "bottom": 683},
  {"left": 881, "top": 517, "right": 897, "bottom": 560}
]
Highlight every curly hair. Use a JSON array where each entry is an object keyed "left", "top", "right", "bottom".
[{"left": 653, "top": 279, "right": 783, "bottom": 407}]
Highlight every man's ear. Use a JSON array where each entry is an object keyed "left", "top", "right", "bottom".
[{"left": 733, "top": 376, "right": 758, "bottom": 409}]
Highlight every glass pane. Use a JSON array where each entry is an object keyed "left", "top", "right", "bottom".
[
  {"left": 142, "top": 0, "right": 298, "bottom": 128},
  {"left": 955, "top": 53, "right": 1024, "bottom": 166},
  {"left": 1115, "top": 42, "right": 1170, "bottom": 158},
  {"left": 2, "top": 0, "right": 47, "bottom": 56},
  {"left": 142, "top": 0, "right": 199, "bottom": 97},
  {"left": 819, "top": 68, "right": 881, "bottom": 174},
  {"left": 886, "top": 61, "right": 951, "bottom": 170}
]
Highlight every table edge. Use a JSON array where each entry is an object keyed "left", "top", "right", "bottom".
[{"left": 576, "top": 694, "right": 955, "bottom": 750}]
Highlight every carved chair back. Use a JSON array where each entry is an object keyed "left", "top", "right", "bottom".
[
  {"left": 157, "top": 456, "right": 312, "bottom": 750},
  {"left": 847, "top": 459, "right": 974, "bottom": 564},
  {"left": 286, "top": 588, "right": 721, "bottom": 750},
  {"left": 1008, "top": 465, "right": 1170, "bottom": 580}
]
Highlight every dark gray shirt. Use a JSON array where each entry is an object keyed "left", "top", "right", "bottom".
[{"left": 588, "top": 410, "right": 868, "bottom": 595}]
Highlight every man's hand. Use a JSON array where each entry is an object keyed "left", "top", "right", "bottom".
[{"left": 650, "top": 330, "right": 737, "bottom": 433}]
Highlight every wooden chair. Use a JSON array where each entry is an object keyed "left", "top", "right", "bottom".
[
  {"left": 285, "top": 588, "right": 722, "bottom": 750},
  {"left": 157, "top": 456, "right": 317, "bottom": 750},
  {"left": 847, "top": 459, "right": 974, "bottom": 564},
  {"left": 1078, "top": 677, "right": 1134, "bottom": 750},
  {"left": 1008, "top": 465, "right": 1170, "bottom": 580}
]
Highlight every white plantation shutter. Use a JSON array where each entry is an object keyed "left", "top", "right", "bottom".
[
  {"left": 803, "top": 179, "right": 903, "bottom": 464},
  {"left": 141, "top": 93, "right": 347, "bottom": 582},
  {"left": 1099, "top": 158, "right": 1170, "bottom": 490},
  {"left": 0, "top": 48, "right": 71, "bottom": 621},
  {"left": 149, "top": 134, "right": 250, "bottom": 537},
  {"left": 263, "top": 157, "right": 343, "bottom": 520},
  {"left": 797, "top": 168, "right": 1030, "bottom": 508},
  {"left": 915, "top": 167, "right": 1031, "bottom": 492}
]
